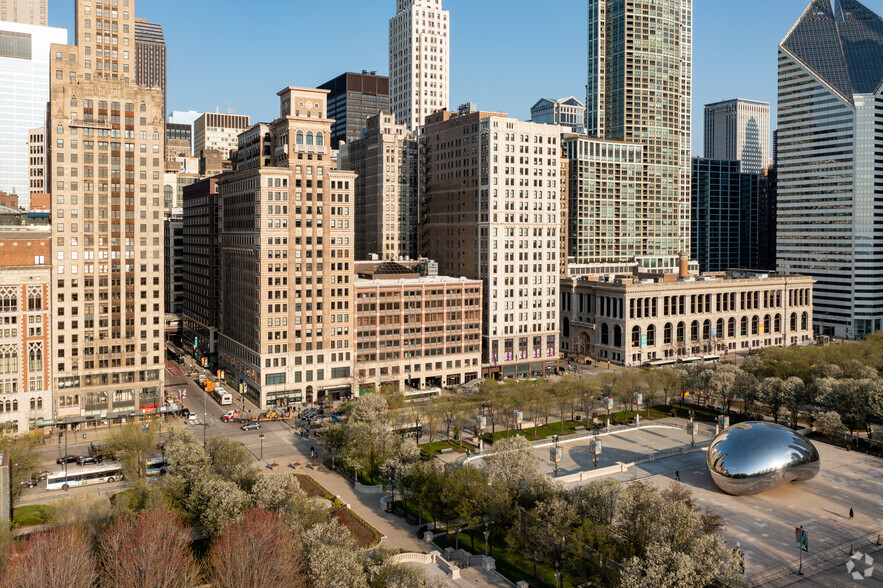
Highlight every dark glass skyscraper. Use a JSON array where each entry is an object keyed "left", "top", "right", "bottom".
[{"left": 318, "top": 72, "right": 390, "bottom": 149}]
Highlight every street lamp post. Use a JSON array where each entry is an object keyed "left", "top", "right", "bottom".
[
  {"left": 555, "top": 560, "right": 560, "bottom": 588},
  {"left": 259, "top": 432, "right": 265, "bottom": 461},
  {"left": 202, "top": 381, "right": 208, "bottom": 447},
  {"left": 483, "top": 522, "right": 489, "bottom": 557},
  {"left": 552, "top": 434, "right": 560, "bottom": 476},
  {"left": 689, "top": 410, "right": 696, "bottom": 447}
]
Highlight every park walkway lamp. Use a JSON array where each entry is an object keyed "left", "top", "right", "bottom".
[
  {"left": 550, "top": 434, "right": 562, "bottom": 476},
  {"left": 259, "top": 432, "right": 265, "bottom": 461}
]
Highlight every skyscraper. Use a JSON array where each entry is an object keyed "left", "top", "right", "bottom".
[
  {"left": 0, "top": 0, "right": 46, "bottom": 26},
  {"left": 49, "top": 0, "right": 166, "bottom": 419},
  {"left": 134, "top": 18, "right": 166, "bottom": 119},
  {"left": 586, "top": 0, "right": 692, "bottom": 272},
  {"left": 777, "top": 0, "right": 883, "bottom": 338},
  {"left": 0, "top": 19, "right": 65, "bottom": 203},
  {"left": 704, "top": 99, "right": 770, "bottom": 175},
  {"left": 318, "top": 71, "right": 390, "bottom": 149},
  {"left": 389, "top": 0, "right": 450, "bottom": 132},
  {"left": 530, "top": 97, "right": 586, "bottom": 134},
  {"left": 193, "top": 112, "right": 250, "bottom": 158}
]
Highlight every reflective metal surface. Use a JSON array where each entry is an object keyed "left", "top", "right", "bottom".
[{"left": 706, "top": 421, "right": 820, "bottom": 496}]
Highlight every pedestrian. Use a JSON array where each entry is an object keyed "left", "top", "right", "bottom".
[
  {"left": 849, "top": 507, "right": 854, "bottom": 519},
  {"left": 675, "top": 470, "right": 680, "bottom": 481}
]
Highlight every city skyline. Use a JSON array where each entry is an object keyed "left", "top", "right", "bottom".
[{"left": 42, "top": 0, "right": 874, "bottom": 157}]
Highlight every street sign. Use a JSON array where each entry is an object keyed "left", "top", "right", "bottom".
[
  {"left": 604, "top": 397, "right": 614, "bottom": 410},
  {"left": 634, "top": 392, "right": 643, "bottom": 406},
  {"left": 590, "top": 439, "right": 602, "bottom": 455},
  {"left": 690, "top": 422, "right": 699, "bottom": 435}
]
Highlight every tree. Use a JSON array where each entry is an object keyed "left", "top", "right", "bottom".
[
  {"left": 553, "top": 382, "right": 579, "bottom": 431},
  {"left": 483, "top": 435, "right": 541, "bottom": 492},
  {"left": 97, "top": 508, "right": 199, "bottom": 588},
  {"left": 188, "top": 475, "right": 250, "bottom": 536},
  {"left": 420, "top": 398, "right": 443, "bottom": 447},
  {"left": 781, "top": 376, "right": 806, "bottom": 429},
  {"left": 1, "top": 527, "right": 97, "bottom": 588},
  {"left": 251, "top": 473, "right": 307, "bottom": 515},
  {"left": 48, "top": 495, "right": 112, "bottom": 538},
  {"left": 438, "top": 465, "right": 492, "bottom": 550},
  {"left": 0, "top": 520, "right": 12, "bottom": 571},
  {"left": 371, "top": 558, "right": 449, "bottom": 588},
  {"left": 105, "top": 421, "right": 157, "bottom": 486},
  {"left": 707, "top": 364, "right": 744, "bottom": 413},
  {"left": 206, "top": 435, "right": 259, "bottom": 490},
  {"left": 163, "top": 427, "right": 210, "bottom": 482},
  {"left": 302, "top": 520, "right": 369, "bottom": 588},
  {"left": 814, "top": 411, "right": 845, "bottom": 438},
  {"left": 526, "top": 495, "right": 577, "bottom": 579},
  {"left": 570, "top": 478, "right": 623, "bottom": 527},
  {"left": 657, "top": 368, "right": 684, "bottom": 407},
  {"left": 757, "top": 377, "right": 785, "bottom": 423},
  {"left": 210, "top": 508, "right": 306, "bottom": 588},
  {"left": 0, "top": 434, "right": 39, "bottom": 503},
  {"left": 613, "top": 483, "right": 664, "bottom": 558}
]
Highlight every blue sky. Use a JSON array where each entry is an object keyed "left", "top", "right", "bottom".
[{"left": 48, "top": 0, "right": 882, "bottom": 155}]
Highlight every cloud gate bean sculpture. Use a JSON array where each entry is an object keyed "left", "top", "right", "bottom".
[{"left": 706, "top": 421, "right": 820, "bottom": 496}]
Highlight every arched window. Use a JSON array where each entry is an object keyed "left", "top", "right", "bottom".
[
  {"left": 613, "top": 325, "right": 622, "bottom": 348},
  {"left": 295, "top": 131, "right": 304, "bottom": 145},
  {"left": 728, "top": 317, "right": 736, "bottom": 338},
  {"left": 664, "top": 323, "right": 672, "bottom": 344},
  {"left": 741, "top": 316, "right": 748, "bottom": 336},
  {"left": 647, "top": 324, "right": 656, "bottom": 346},
  {"left": 690, "top": 321, "right": 699, "bottom": 342},
  {"left": 11, "top": 399, "right": 17, "bottom": 411},
  {"left": 37, "top": 397, "right": 42, "bottom": 409},
  {"left": 774, "top": 313, "right": 781, "bottom": 333},
  {"left": 28, "top": 343, "right": 42, "bottom": 372},
  {"left": 763, "top": 315, "right": 771, "bottom": 334},
  {"left": 601, "top": 323, "right": 609, "bottom": 346},
  {"left": 801, "top": 311, "right": 809, "bottom": 330},
  {"left": 751, "top": 316, "right": 759, "bottom": 335},
  {"left": 30, "top": 398, "right": 35, "bottom": 410},
  {"left": 306, "top": 132, "right": 314, "bottom": 146},
  {"left": 0, "top": 344, "right": 17, "bottom": 374},
  {"left": 702, "top": 319, "right": 711, "bottom": 341},
  {"left": 0, "top": 286, "right": 17, "bottom": 313},
  {"left": 677, "top": 322, "right": 685, "bottom": 343},
  {"left": 632, "top": 326, "right": 641, "bottom": 348},
  {"left": 790, "top": 313, "right": 797, "bottom": 331},
  {"left": 716, "top": 318, "right": 725, "bottom": 339},
  {"left": 316, "top": 131, "right": 324, "bottom": 146},
  {"left": 562, "top": 317, "right": 570, "bottom": 338}
]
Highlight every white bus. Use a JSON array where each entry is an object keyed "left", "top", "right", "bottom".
[
  {"left": 701, "top": 354, "right": 721, "bottom": 363},
  {"left": 403, "top": 387, "right": 442, "bottom": 402},
  {"left": 212, "top": 386, "right": 233, "bottom": 405},
  {"left": 46, "top": 457, "right": 166, "bottom": 491}
]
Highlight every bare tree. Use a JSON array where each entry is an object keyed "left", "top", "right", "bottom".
[
  {"left": 2, "top": 527, "right": 97, "bottom": 588},
  {"left": 97, "top": 508, "right": 199, "bottom": 588},
  {"left": 210, "top": 509, "right": 306, "bottom": 588}
]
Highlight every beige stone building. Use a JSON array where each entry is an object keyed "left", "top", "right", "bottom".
[
  {"left": 339, "top": 113, "right": 418, "bottom": 261},
  {"left": 218, "top": 87, "right": 355, "bottom": 409},
  {"left": 48, "top": 0, "right": 166, "bottom": 421},
  {"left": 0, "top": 0, "right": 46, "bottom": 26},
  {"left": 421, "top": 106, "right": 561, "bottom": 379},
  {"left": 560, "top": 266, "right": 814, "bottom": 367},
  {"left": 354, "top": 261, "right": 481, "bottom": 391},
  {"left": 193, "top": 112, "right": 250, "bottom": 158},
  {"left": 0, "top": 225, "right": 51, "bottom": 434},
  {"left": 27, "top": 127, "right": 45, "bottom": 198}
]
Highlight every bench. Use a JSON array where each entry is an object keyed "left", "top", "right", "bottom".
[{"left": 439, "top": 447, "right": 453, "bottom": 454}]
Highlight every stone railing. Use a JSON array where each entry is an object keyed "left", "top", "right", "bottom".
[
  {"left": 354, "top": 481, "right": 384, "bottom": 494},
  {"left": 388, "top": 552, "right": 436, "bottom": 566}
]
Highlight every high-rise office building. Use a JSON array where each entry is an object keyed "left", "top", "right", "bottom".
[
  {"left": 49, "top": 0, "right": 166, "bottom": 419},
  {"left": 757, "top": 167, "right": 777, "bottom": 271},
  {"left": 168, "top": 109, "right": 200, "bottom": 156},
  {"left": 339, "top": 113, "right": 418, "bottom": 260},
  {"left": 218, "top": 87, "right": 356, "bottom": 409},
  {"left": 530, "top": 97, "right": 586, "bottom": 134},
  {"left": 318, "top": 71, "right": 390, "bottom": 149},
  {"left": 193, "top": 112, "right": 250, "bottom": 158},
  {"left": 0, "top": 0, "right": 46, "bottom": 26},
  {"left": 562, "top": 134, "right": 645, "bottom": 267},
  {"left": 182, "top": 177, "right": 220, "bottom": 363},
  {"left": 0, "top": 20, "right": 65, "bottom": 203},
  {"left": 165, "top": 122, "right": 191, "bottom": 162},
  {"left": 389, "top": 0, "right": 450, "bottom": 132},
  {"left": 134, "top": 18, "right": 165, "bottom": 119},
  {"left": 587, "top": 0, "right": 692, "bottom": 272},
  {"left": 691, "top": 158, "right": 759, "bottom": 273},
  {"left": 421, "top": 106, "right": 560, "bottom": 379},
  {"left": 704, "top": 99, "right": 770, "bottom": 174},
  {"left": 777, "top": 0, "right": 883, "bottom": 338},
  {"left": 164, "top": 213, "right": 183, "bottom": 339}
]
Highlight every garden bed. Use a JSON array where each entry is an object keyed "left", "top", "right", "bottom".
[
  {"left": 335, "top": 507, "right": 382, "bottom": 548},
  {"left": 419, "top": 439, "right": 470, "bottom": 455}
]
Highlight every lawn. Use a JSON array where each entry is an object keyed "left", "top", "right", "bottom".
[
  {"left": 597, "top": 407, "right": 669, "bottom": 424},
  {"left": 658, "top": 403, "right": 725, "bottom": 423},
  {"left": 434, "top": 529, "right": 590, "bottom": 587},
  {"left": 419, "top": 439, "right": 469, "bottom": 455},
  {"left": 483, "top": 420, "right": 592, "bottom": 443},
  {"left": 12, "top": 504, "right": 52, "bottom": 527}
]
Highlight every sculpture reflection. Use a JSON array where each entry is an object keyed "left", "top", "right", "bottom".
[{"left": 706, "top": 421, "right": 820, "bottom": 496}]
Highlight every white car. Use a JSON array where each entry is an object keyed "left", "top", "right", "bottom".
[{"left": 187, "top": 412, "right": 198, "bottom": 422}]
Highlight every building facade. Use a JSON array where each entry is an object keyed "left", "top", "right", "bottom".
[
  {"left": 587, "top": 0, "right": 692, "bottom": 272},
  {"left": 164, "top": 213, "right": 183, "bottom": 319},
  {"left": 421, "top": 107, "right": 560, "bottom": 379},
  {"left": 0, "top": 225, "right": 51, "bottom": 434},
  {"left": 193, "top": 112, "right": 250, "bottom": 158},
  {"left": 389, "top": 0, "right": 450, "bottom": 132},
  {"left": 691, "top": 158, "right": 759, "bottom": 273},
  {"left": 561, "top": 269, "right": 814, "bottom": 367},
  {"left": 49, "top": 0, "right": 166, "bottom": 423},
  {"left": 757, "top": 166, "right": 777, "bottom": 271},
  {"left": 133, "top": 18, "right": 165, "bottom": 119},
  {"left": 218, "top": 87, "right": 356, "bottom": 409},
  {"left": 354, "top": 261, "right": 481, "bottom": 391},
  {"left": 318, "top": 71, "right": 390, "bottom": 149},
  {"left": 530, "top": 97, "right": 586, "bottom": 134},
  {"left": 181, "top": 177, "right": 219, "bottom": 362},
  {"left": 165, "top": 122, "right": 191, "bottom": 162},
  {"left": 27, "top": 126, "right": 44, "bottom": 198},
  {"left": 339, "top": 113, "right": 418, "bottom": 260},
  {"left": 168, "top": 109, "right": 200, "bottom": 156},
  {"left": 777, "top": 0, "right": 883, "bottom": 338},
  {"left": 562, "top": 134, "right": 644, "bottom": 267},
  {"left": 0, "top": 0, "right": 46, "bottom": 26},
  {"left": 703, "top": 99, "right": 770, "bottom": 174},
  {"left": 0, "top": 20, "right": 66, "bottom": 204}
]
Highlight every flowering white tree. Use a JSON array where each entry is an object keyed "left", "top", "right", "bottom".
[
  {"left": 189, "top": 475, "right": 250, "bottom": 536},
  {"left": 483, "top": 435, "right": 541, "bottom": 492},
  {"left": 302, "top": 521, "right": 369, "bottom": 588}
]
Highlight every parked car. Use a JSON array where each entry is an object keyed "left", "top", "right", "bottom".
[
  {"left": 76, "top": 456, "right": 101, "bottom": 465},
  {"left": 240, "top": 421, "right": 261, "bottom": 431},
  {"left": 20, "top": 478, "right": 37, "bottom": 488},
  {"left": 187, "top": 412, "right": 198, "bottom": 422},
  {"left": 56, "top": 455, "right": 78, "bottom": 465}
]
